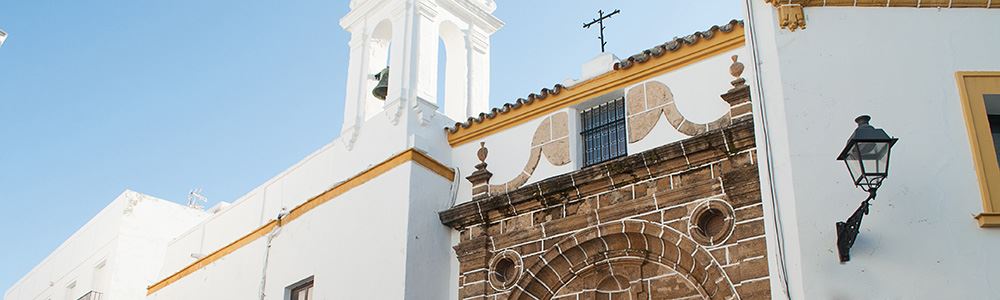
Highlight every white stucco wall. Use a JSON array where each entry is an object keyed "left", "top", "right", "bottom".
[
  {"left": 3, "top": 191, "right": 207, "bottom": 300},
  {"left": 149, "top": 162, "right": 454, "bottom": 300},
  {"left": 746, "top": 5, "right": 1000, "bottom": 299},
  {"left": 159, "top": 103, "right": 454, "bottom": 278}
]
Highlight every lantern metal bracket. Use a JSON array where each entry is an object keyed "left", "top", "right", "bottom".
[{"left": 836, "top": 188, "right": 876, "bottom": 263}]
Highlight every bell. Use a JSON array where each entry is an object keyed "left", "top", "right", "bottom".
[{"left": 372, "top": 67, "right": 389, "bottom": 100}]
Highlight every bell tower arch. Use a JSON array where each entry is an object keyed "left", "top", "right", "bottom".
[{"left": 339, "top": 0, "right": 502, "bottom": 134}]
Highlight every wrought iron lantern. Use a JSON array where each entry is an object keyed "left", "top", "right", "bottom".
[{"left": 834, "top": 115, "right": 897, "bottom": 263}]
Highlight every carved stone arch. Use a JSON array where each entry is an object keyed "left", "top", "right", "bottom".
[{"left": 507, "top": 220, "right": 737, "bottom": 300}]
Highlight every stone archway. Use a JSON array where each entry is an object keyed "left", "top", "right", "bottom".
[{"left": 508, "top": 220, "right": 737, "bottom": 300}]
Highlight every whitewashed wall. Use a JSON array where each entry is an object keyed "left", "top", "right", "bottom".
[
  {"left": 159, "top": 104, "right": 454, "bottom": 278},
  {"left": 746, "top": 5, "right": 1000, "bottom": 299},
  {"left": 149, "top": 162, "right": 454, "bottom": 300},
  {"left": 3, "top": 191, "right": 207, "bottom": 300}
]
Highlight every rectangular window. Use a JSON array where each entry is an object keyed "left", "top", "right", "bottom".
[
  {"left": 956, "top": 72, "right": 1000, "bottom": 227},
  {"left": 286, "top": 277, "right": 314, "bottom": 300},
  {"left": 581, "top": 97, "right": 627, "bottom": 166}
]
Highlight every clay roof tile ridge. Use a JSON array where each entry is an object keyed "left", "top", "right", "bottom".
[{"left": 444, "top": 19, "right": 744, "bottom": 134}]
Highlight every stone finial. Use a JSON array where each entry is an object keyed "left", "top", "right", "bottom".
[
  {"left": 729, "top": 55, "right": 747, "bottom": 90},
  {"left": 721, "top": 55, "right": 751, "bottom": 119},
  {"left": 729, "top": 55, "right": 744, "bottom": 78},
  {"left": 477, "top": 142, "right": 488, "bottom": 165},
  {"left": 467, "top": 142, "right": 494, "bottom": 200}
]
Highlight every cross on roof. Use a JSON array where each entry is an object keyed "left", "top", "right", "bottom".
[{"left": 582, "top": 9, "right": 620, "bottom": 53}]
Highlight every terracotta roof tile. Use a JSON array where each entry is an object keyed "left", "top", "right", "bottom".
[
  {"left": 444, "top": 19, "right": 744, "bottom": 134},
  {"left": 615, "top": 19, "right": 743, "bottom": 70}
]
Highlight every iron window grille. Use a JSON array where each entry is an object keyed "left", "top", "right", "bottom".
[
  {"left": 76, "top": 291, "right": 102, "bottom": 300},
  {"left": 581, "top": 97, "right": 627, "bottom": 166}
]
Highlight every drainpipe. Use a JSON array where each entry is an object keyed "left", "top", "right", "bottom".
[{"left": 742, "top": 0, "right": 792, "bottom": 298}]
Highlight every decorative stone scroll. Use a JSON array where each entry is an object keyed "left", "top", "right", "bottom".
[
  {"left": 625, "top": 81, "right": 732, "bottom": 142},
  {"left": 487, "top": 112, "right": 571, "bottom": 194}
]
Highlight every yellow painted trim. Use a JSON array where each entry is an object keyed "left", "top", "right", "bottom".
[
  {"left": 976, "top": 212, "right": 1000, "bottom": 227},
  {"left": 147, "top": 149, "right": 454, "bottom": 295},
  {"left": 956, "top": 71, "right": 1000, "bottom": 228},
  {"left": 410, "top": 150, "right": 458, "bottom": 180},
  {"left": 446, "top": 25, "right": 745, "bottom": 147}
]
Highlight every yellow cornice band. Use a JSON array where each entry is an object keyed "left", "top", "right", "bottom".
[
  {"left": 147, "top": 149, "right": 454, "bottom": 295},
  {"left": 446, "top": 24, "right": 745, "bottom": 147}
]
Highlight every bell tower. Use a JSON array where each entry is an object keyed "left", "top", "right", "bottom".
[{"left": 339, "top": 0, "right": 503, "bottom": 135}]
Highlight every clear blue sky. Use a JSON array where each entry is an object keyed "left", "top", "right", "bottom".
[{"left": 0, "top": 0, "right": 741, "bottom": 292}]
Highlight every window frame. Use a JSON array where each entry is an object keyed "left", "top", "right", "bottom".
[
  {"left": 956, "top": 71, "right": 1000, "bottom": 227},
  {"left": 580, "top": 97, "right": 628, "bottom": 167},
  {"left": 285, "top": 276, "right": 314, "bottom": 300}
]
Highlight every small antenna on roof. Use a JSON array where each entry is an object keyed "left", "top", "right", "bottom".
[
  {"left": 582, "top": 9, "right": 620, "bottom": 53},
  {"left": 187, "top": 188, "right": 208, "bottom": 209}
]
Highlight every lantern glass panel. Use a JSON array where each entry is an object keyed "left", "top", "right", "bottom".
[
  {"left": 844, "top": 149, "right": 863, "bottom": 185},
  {"left": 858, "top": 142, "right": 890, "bottom": 174},
  {"left": 844, "top": 141, "right": 892, "bottom": 189}
]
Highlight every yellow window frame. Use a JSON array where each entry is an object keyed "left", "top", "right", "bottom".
[{"left": 956, "top": 72, "right": 1000, "bottom": 227}]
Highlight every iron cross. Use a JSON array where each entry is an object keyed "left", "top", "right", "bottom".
[{"left": 582, "top": 9, "right": 620, "bottom": 53}]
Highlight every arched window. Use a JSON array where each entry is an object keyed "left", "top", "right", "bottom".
[
  {"left": 438, "top": 21, "right": 468, "bottom": 120},
  {"left": 366, "top": 19, "right": 392, "bottom": 115}
]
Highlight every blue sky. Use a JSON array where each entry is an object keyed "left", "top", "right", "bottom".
[{"left": 0, "top": 0, "right": 741, "bottom": 292}]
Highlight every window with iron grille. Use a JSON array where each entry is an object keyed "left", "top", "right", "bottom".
[{"left": 581, "top": 97, "right": 627, "bottom": 166}]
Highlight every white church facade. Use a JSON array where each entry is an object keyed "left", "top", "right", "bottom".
[{"left": 6, "top": 1, "right": 1000, "bottom": 299}]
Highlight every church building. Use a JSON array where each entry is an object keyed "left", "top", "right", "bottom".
[{"left": 6, "top": 1, "right": 1000, "bottom": 299}]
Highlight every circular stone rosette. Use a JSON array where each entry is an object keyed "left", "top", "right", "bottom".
[
  {"left": 687, "top": 199, "right": 736, "bottom": 247},
  {"left": 487, "top": 250, "right": 524, "bottom": 291}
]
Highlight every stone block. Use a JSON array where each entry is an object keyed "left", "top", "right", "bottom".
[
  {"left": 729, "top": 256, "right": 769, "bottom": 284},
  {"left": 664, "top": 103, "right": 685, "bottom": 128},
  {"left": 732, "top": 219, "right": 765, "bottom": 241},
  {"left": 730, "top": 237, "right": 767, "bottom": 263},
  {"left": 551, "top": 112, "right": 569, "bottom": 139},
  {"left": 626, "top": 84, "right": 647, "bottom": 116},
  {"left": 735, "top": 204, "right": 763, "bottom": 223},
  {"left": 532, "top": 117, "right": 552, "bottom": 147},
  {"left": 542, "top": 138, "right": 571, "bottom": 166},
  {"left": 735, "top": 278, "right": 771, "bottom": 300},
  {"left": 502, "top": 213, "right": 533, "bottom": 233},
  {"left": 493, "top": 225, "right": 544, "bottom": 250},
  {"left": 645, "top": 81, "right": 673, "bottom": 108},
  {"left": 459, "top": 280, "right": 487, "bottom": 298},
  {"left": 627, "top": 111, "right": 660, "bottom": 143}
]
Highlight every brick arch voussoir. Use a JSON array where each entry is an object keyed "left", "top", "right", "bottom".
[{"left": 508, "top": 219, "right": 737, "bottom": 300}]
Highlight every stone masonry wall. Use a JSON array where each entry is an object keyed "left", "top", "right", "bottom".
[{"left": 441, "top": 111, "right": 770, "bottom": 300}]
